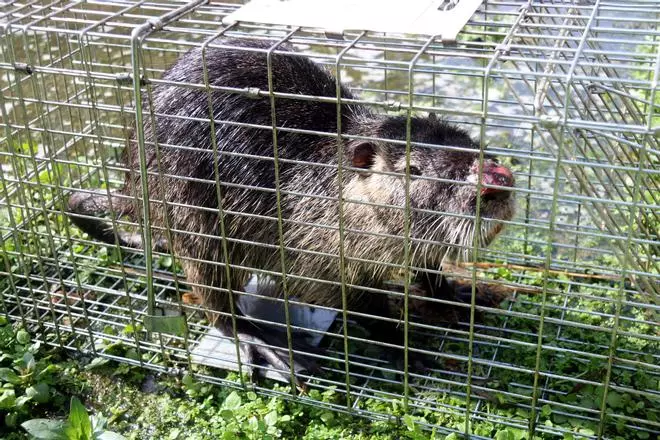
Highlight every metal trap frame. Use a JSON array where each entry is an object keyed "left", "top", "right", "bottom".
[{"left": 1, "top": 1, "right": 658, "bottom": 439}]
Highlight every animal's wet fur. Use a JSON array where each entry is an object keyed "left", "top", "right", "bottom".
[{"left": 67, "top": 39, "right": 515, "bottom": 373}]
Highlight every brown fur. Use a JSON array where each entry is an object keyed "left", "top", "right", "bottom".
[{"left": 67, "top": 40, "right": 515, "bottom": 335}]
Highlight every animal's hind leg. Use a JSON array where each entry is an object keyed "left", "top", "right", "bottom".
[
  {"left": 355, "top": 295, "right": 437, "bottom": 374},
  {"left": 183, "top": 260, "right": 318, "bottom": 386}
]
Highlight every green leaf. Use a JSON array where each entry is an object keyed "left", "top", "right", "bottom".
[
  {"left": 223, "top": 391, "right": 241, "bottom": 410},
  {"left": 403, "top": 414, "right": 416, "bottom": 431},
  {"left": 96, "top": 432, "right": 128, "bottom": 440},
  {"left": 85, "top": 357, "right": 109, "bottom": 371},
  {"left": 26, "top": 383, "right": 50, "bottom": 404},
  {"left": 220, "top": 409, "right": 234, "bottom": 420},
  {"left": 606, "top": 391, "right": 624, "bottom": 409},
  {"left": 21, "top": 419, "right": 68, "bottom": 440},
  {"left": 16, "top": 395, "right": 32, "bottom": 408},
  {"left": 181, "top": 373, "right": 194, "bottom": 387},
  {"left": 247, "top": 416, "right": 259, "bottom": 432},
  {"left": 158, "top": 255, "right": 173, "bottom": 268},
  {"left": 68, "top": 397, "right": 93, "bottom": 440},
  {"left": 222, "top": 431, "right": 237, "bottom": 440},
  {"left": 541, "top": 404, "right": 552, "bottom": 417},
  {"left": 23, "top": 352, "right": 36, "bottom": 372},
  {"left": 5, "top": 411, "right": 18, "bottom": 427},
  {"left": 0, "top": 389, "right": 16, "bottom": 410},
  {"left": 264, "top": 410, "right": 278, "bottom": 426},
  {"left": 37, "top": 364, "right": 60, "bottom": 379},
  {"left": 494, "top": 429, "right": 515, "bottom": 440},
  {"left": 0, "top": 367, "right": 20, "bottom": 385},
  {"left": 16, "top": 329, "right": 30, "bottom": 344},
  {"left": 578, "top": 428, "right": 595, "bottom": 436},
  {"left": 143, "top": 315, "right": 187, "bottom": 336},
  {"left": 90, "top": 414, "right": 109, "bottom": 433},
  {"left": 320, "top": 411, "right": 334, "bottom": 424}
]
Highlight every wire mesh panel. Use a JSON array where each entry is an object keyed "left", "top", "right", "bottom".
[{"left": 1, "top": 1, "right": 658, "bottom": 439}]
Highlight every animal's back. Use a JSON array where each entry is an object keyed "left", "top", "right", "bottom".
[
  {"left": 119, "top": 40, "right": 367, "bottom": 312},
  {"left": 123, "top": 39, "right": 357, "bottom": 212}
]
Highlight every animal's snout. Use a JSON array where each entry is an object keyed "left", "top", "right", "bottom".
[{"left": 470, "top": 160, "right": 515, "bottom": 195}]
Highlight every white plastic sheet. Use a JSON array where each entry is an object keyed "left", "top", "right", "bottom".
[{"left": 223, "top": 0, "right": 484, "bottom": 41}]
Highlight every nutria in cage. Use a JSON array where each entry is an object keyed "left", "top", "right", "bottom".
[{"left": 66, "top": 39, "right": 515, "bottom": 382}]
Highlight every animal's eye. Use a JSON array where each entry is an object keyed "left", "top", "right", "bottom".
[{"left": 398, "top": 165, "right": 422, "bottom": 176}]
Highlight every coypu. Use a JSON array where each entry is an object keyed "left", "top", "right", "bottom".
[{"left": 67, "top": 39, "right": 515, "bottom": 382}]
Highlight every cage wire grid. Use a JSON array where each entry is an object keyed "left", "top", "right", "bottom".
[{"left": 0, "top": 0, "right": 658, "bottom": 438}]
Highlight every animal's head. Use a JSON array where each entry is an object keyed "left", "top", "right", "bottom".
[{"left": 345, "top": 114, "right": 515, "bottom": 266}]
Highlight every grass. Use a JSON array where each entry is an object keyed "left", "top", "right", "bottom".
[
  {"left": 1, "top": 313, "right": 656, "bottom": 439},
  {"left": 1, "top": 232, "right": 658, "bottom": 440},
  {"left": 0, "top": 318, "right": 448, "bottom": 439}
]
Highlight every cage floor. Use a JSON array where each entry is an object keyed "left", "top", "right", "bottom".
[{"left": 2, "top": 241, "right": 658, "bottom": 439}]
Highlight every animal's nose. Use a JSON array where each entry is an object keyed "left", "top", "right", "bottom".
[
  {"left": 471, "top": 160, "right": 515, "bottom": 194},
  {"left": 485, "top": 163, "right": 514, "bottom": 188}
]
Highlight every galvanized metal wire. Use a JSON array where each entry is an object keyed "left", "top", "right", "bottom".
[{"left": 1, "top": 1, "right": 658, "bottom": 439}]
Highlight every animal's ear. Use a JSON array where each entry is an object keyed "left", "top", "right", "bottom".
[{"left": 351, "top": 142, "right": 377, "bottom": 170}]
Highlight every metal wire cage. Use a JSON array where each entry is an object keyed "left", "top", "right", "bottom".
[{"left": 1, "top": 1, "right": 658, "bottom": 439}]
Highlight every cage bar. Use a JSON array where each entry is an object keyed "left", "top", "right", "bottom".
[{"left": 1, "top": 1, "right": 658, "bottom": 439}]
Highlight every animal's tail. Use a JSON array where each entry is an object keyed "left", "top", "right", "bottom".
[{"left": 66, "top": 190, "right": 164, "bottom": 251}]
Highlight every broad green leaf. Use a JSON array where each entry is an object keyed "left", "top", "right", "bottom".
[
  {"left": 0, "top": 367, "right": 20, "bottom": 384},
  {"left": 222, "top": 431, "right": 237, "bottom": 440},
  {"left": 96, "top": 431, "right": 128, "bottom": 440},
  {"left": 320, "top": 412, "right": 334, "bottom": 424},
  {"left": 223, "top": 391, "right": 241, "bottom": 410},
  {"left": 23, "top": 352, "right": 36, "bottom": 372},
  {"left": 85, "top": 357, "right": 109, "bottom": 371},
  {"left": 494, "top": 429, "right": 515, "bottom": 440},
  {"left": 158, "top": 255, "right": 173, "bottom": 268},
  {"left": 37, "top": 364, "right": 60, "bottom": 378},
  {"left": 16, "top": 395, "right": 32, "bottom": 408},
  {"left": 16, "top": 329, "right": 30, "bottom": 344},
  {"left": 0, "top": 389, "right": 16, "bottom": 410},
  {"left": 541, "top": 404, "right": 552, "bottom": 417},
  {"left": 264, "top": 410, "right": 278, "bottom": 426},
  {"left": 403, "top": 414, "right": 415, "bottom": 431},
  {"left": 181, "top": 373, "right": 194, "bottom": 387},
  {"left": 68, "top": 397, "right": 93, "bottom": 440},
  {"left": 21, "top": 419, "right": 68, "bottom": 440},
  {"left": 606, "top": 391, "right": 624, "bottom": 409},
  {"left": 26, "top": 383, "right": 50, "bottom": 404},
  {"left": 91, "top": 413, "right": 109, "bottom": 432}
]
